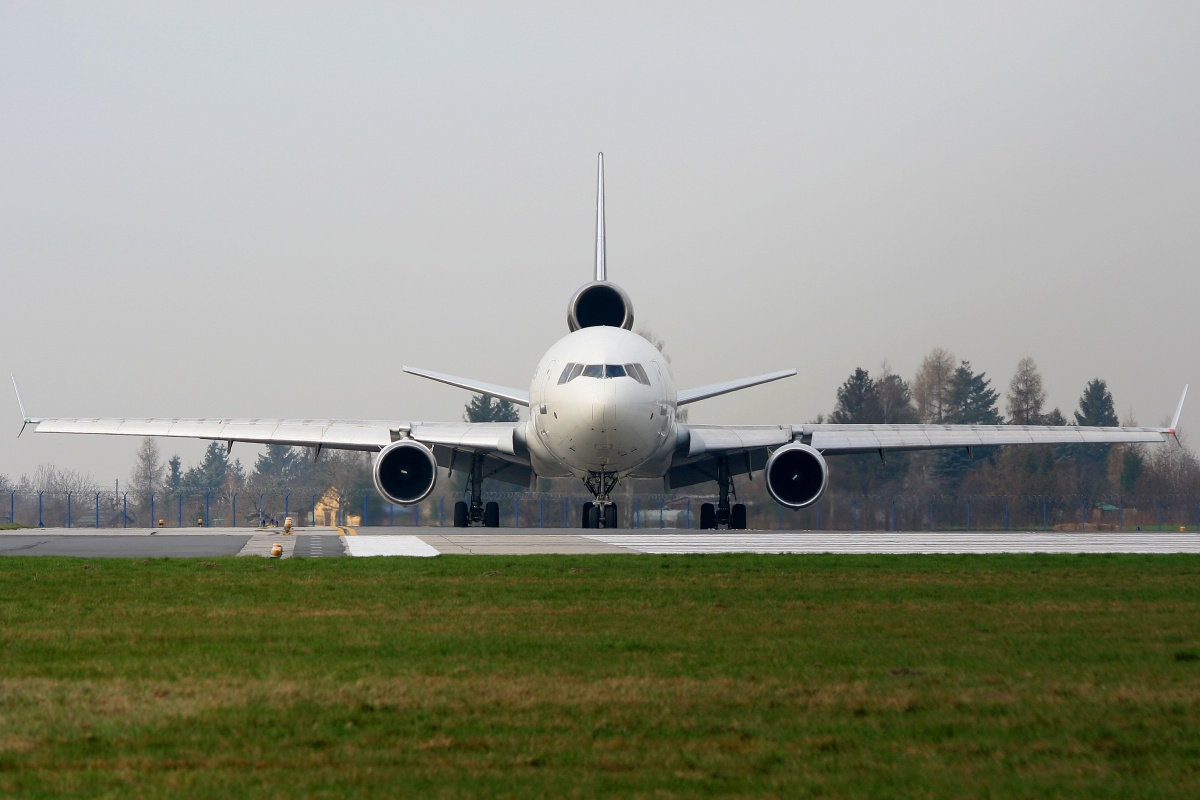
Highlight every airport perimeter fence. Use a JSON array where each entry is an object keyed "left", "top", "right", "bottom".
[{"left": 5, "top": 489, "right": 1200, "bottom": 532}]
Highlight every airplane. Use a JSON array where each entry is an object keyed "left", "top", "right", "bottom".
[{"left": 13, "top": 154, "right": 1189, "bottom": 530}]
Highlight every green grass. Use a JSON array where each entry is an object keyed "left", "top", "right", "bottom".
[
  {"left": 0, "top": 523, "right": 33, "bottom": 531},
  {"left": 1, "top": 554, "right": 1199, "bottom": 798}
]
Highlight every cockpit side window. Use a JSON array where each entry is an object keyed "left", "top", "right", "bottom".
[
  {"left": 558, "top": 363, "right": 578, "bottom": 385},
  {"left": 626, "top": 363, "right": 650, "bottom": 385}
]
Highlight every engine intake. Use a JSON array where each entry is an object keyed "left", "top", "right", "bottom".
[
  {"left": 567, "top": 281, "right": 634, "bottom": 331},
  {"left": 765, "top": 443, "right": 828, "bottom": 508},
  {"left": 373, "top": 440, "right": 438, "bottom": 505}
]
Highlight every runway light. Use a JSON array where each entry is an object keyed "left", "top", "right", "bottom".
[
  {"left": 271, "top": 543, "right": 283, "bottom": 558},
  {"left": 284, "top": 516, "right": 293, "bottom": 534}
]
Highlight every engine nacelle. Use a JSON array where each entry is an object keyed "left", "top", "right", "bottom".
[
  {"left": 765, "top": 443, "right": 829, "bottom": 508},
  {"left": 567, "top": 281, "right": 634, "bottom": 331},
  {"left": 372, "top": 440, "right": 438, "bottom": 505}
]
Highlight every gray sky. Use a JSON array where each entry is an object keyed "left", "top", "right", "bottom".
[{"left": 3, "top": 2, "right": 1198, "bottom": 486}]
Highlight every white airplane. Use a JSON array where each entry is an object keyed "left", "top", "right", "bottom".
[{"left": 13, "top": 155, "right": 1189, "bottom": 529}]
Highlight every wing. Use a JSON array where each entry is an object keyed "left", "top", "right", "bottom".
[
  {"left": 665, "top": 413, "right": 1179, "bottom": 490},
  {"left": 25, "top": 416, "right": 535, "bottom": 488}
]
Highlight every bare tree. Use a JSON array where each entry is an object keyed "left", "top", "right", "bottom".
[
  {"left": 911, "top": 348, "right": 956, "bottom": 423},
  {"left": 129, "top": 438, "right": 165, "bottom": 510},
  {"left": 1006, "top": 356, "right": 1046, "bottom": 425}
]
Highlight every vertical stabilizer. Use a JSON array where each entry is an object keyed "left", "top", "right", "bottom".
[{"left": 595, "top": 152, "right": 606, "bottom": 282}]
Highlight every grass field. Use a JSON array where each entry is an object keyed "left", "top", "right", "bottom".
[{"left": 1, "top": 553, "right": 1198, "bottom": 798}]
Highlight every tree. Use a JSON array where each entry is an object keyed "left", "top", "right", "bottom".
[
  {"left": 129, "top": 438, "right": 165, "bottom": 513},
  {"left": 912, "top": 348, "right": 956, "bottom": 423},
  {"left": 464, "top": 394, "right": 520, "bottom": 423},
  {"left": 251, "top": 445, "right": 311, "bottom": 489},
  {"left": 166, "top": 454, "right": 183, "bottom": 494},
  {"left": 829, "top": 368, "right": 881, "bottom": 425},
  {"left": 1007, "top": 356, "right": 1046, "bottom": 425},
  {"left": 183, "top": 441, "right": 233, "bottom": 491},
  {"left": 934, "top": 361, "right": 1002, "bottom": 490},
  {"left": 1070, "top": 378, "right": 1120, "bottom": 496},
  {"left": 827, "top": 365, "right": 915, "bottom": 494}
]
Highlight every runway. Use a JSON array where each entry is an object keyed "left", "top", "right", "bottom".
[{"left": 2, "top": 527, "right": 1200, "bottom": 558}]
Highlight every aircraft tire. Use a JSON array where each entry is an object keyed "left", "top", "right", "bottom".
[
  {"left": 453, "top": 501, "right": 469, "bottom": 528},
  {"left": 484, "top": 501, "right": 500, "bottom": 528},
  {"left": 731, "top": 504, "right": 747, "bottom": 530},
  {"left": 582, "top": 502, "right": 594, "bottom": 528},
  {"left": 700, "top": 503, "right": 716, "bottom": 530},
  {"left": 586, "top": 504, "right": 601, "bottom": 529},
  {"left": 603, "top": 503, "right": 618, "bottom": 529}
]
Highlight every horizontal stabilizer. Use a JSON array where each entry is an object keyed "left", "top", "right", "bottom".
[
  {"left": 402, "top": 366, "right": 530, "bottom": 407},
  {"left": 677, "top": 369, "right": 796, "bottom": 406}
]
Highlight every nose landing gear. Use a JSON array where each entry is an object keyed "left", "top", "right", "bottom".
[{"left": 580, "top": 470, "right": 620, "bottom": 528}]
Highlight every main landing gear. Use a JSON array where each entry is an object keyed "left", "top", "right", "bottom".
[
  {"left": 580, "top": 470, "right": 619, "bottom": 529},
  {"left": 699, "top": 456, "right": 747, "bottom": 530},
  {"left": 453, "top": 453, "right": 500, "bottom": 528}
]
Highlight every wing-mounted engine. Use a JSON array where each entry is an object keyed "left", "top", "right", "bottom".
[
  {"left": 373, "top": 440, "right": 438, "bottom": 505},
  {"left": 567, "top": 281, "right": 634, "bottom": 331},
  {"left": 765, "top": 443, "right": 829, "bottom": 508}
]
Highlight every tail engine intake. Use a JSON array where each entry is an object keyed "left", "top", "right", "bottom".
[
  {"left": 567, "top": 281, "right": 634, "bottom": 331},
  {"left": 765, "top": 443, "right": 828, "bottom": 508},
  {"left": 373, "top": 440, "right": 438, "bottom": 505}
]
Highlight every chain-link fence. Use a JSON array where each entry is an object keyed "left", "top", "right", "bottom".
[{"left": 4, "top": 489, "right": 1200, "bottom": 531}]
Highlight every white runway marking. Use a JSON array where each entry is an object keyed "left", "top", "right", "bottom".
[
  {"left": 584, "top": 532, "right": 1200, "bottom": 554},
  {"left": 343, "top": 535, "right": 440, "bottom": 557}
]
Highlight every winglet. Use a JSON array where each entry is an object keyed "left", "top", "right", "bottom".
[
  {"left": 1169, "top": 384, "right": 1188, "bottom": 441},
  {"left": 11, "top": 375, "right": 38, "bottom": 437},
  {"left": 594, "top": 152, "right": 606, "bottom": 282}
]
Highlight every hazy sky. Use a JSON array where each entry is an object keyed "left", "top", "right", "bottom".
[{"left": 3, "top": 2, "right": 1198, "bottom": 486}]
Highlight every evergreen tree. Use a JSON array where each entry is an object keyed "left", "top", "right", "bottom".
[
  {"left": 1070, "top": 378, "right": 1120, "bottom": 496},
  {"left": 166, "top": 455, "right": 183, "bottom": 493},
  {"left": 183, "top": 441, "right": 232, "bottom": 491},
  {"left": 828, "top": 366, "right": 914, "bottom": 494},
  {"left": 934, "top": 361, "right": 1002, "bottom": 490},
  {"left": 463, "top": 394, "right": 520, "bottom": 423},
  {"left": 252, "top": 445, "right": 310, "bottom": 489}
]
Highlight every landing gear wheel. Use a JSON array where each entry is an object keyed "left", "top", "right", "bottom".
[
  {"left": 700, "top": 503, "right": 716, "bottom": 530},
  {"left": 484, "top": 501, "right": 500, "bottom": 528},
  {"left": 582, "top": 501, "right": 594, "bottom": 529},
  {"left": 730, "top": 504, "right": 747, "bottom": 530},
  {"left": 586, "top": 504, "right": 601, "bottom": 529},
  {"left": 453, "top": 501, "right": 469, "bottom": 528},
  {"left": 603, "top": 503, "right": 618, "bottom": 529}
]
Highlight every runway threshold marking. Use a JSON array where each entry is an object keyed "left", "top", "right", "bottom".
[{"left": 343, "top": 535, "right": 439, "bottom": 557}]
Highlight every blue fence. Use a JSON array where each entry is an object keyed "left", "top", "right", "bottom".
[{"left": 4, "top": 490, "right": 1200, "bottom": 531}]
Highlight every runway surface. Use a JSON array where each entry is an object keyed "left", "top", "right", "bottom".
[{"left": 2, "top": 527, "right": 1200, "bottom": 558}]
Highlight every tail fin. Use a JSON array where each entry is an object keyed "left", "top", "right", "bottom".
[{"left": 594, "top": 152, "right": 606, "bottom": 282}]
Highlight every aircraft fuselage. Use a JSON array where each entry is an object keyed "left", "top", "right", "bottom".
[{"left": 526, "top": 327, "right": 678, "bottom": 480}]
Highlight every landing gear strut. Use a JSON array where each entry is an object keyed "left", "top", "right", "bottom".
[
  {"left": 580, "top": 470, "right": 619, "bottom": 529},
  {"left": 700, "top": 457, "right": 747, "bottom": 530},
  {"left": 453, "top": 453, "right": 500, "bottom": 528}
]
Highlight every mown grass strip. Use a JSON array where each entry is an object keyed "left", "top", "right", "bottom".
[{"left": 1, "top": 554, "right": 1198, "bottom": 798}]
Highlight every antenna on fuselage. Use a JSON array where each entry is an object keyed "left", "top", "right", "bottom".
[{"left": 595, "top": 152, "right": 606, "bottom": 282}]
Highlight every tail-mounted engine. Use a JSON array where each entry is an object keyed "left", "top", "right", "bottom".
[
  {"left": 765, "top": 443, "right": 829, "bottom": 508},
  {"left": 567, "top": 281, "right": 634, "bottom": 331},
  {"left": 373, "top": 440, "right": 438, "bottom": 505}
]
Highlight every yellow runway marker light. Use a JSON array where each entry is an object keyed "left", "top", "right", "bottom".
[{"left": 271, "top": 543, "right": 283, "bottom": 558}]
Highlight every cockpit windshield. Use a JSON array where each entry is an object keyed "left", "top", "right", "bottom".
[{"left": 557, "top": 362, "right": 651, "bottom": 386}]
